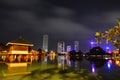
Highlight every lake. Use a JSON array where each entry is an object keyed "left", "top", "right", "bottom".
[{"left": 0, "top": 55, "right": 120, "bottom": 80}]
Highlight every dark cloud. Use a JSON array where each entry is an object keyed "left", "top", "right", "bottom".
[
  {"left": 1, "top": 0, "right": 120, "bottom": 51},
  {"left": 2, "top": 0, "right": 39, "bottom": 7}
]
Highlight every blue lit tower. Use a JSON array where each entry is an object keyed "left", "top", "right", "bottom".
[
  {"left": 42, "top": 35, "right": 48, "bottom": 52},
  {"left": 74, "top": 41, "right": 79, "bottom": 52}
]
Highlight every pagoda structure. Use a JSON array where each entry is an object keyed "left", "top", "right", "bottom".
[
  {"left": 1, "top": 37, "right": 33, "bottom": 76},
  {"left": 6, "top": 37, "right": 34, "bottom": 63}
]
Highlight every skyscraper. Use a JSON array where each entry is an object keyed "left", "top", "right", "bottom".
[
  {"left": 74, "top": 41, "right": 79, "bottom": 52},
  {"left": 42, "top": 35, "right": 48, "bottom": 52},
  {"left": 57, "top": 41, "right": 65, "bottom": 53},
  {"left": 66, "top": 45, "right": 72, "bottom": 52}
]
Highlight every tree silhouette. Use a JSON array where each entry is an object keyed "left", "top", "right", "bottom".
[{"left": 89, "top": 46, "right": 106, "bottom": 55}]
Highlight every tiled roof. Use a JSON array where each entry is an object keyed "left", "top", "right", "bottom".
[{"left": 6, "top": 37, "right": 34, "bottom": 46}]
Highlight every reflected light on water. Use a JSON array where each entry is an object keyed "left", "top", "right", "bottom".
[
  {"left": 57, "top": 56, "right": 65, "bottom": 69},
  {"left": 2, "top": 55, "right": 120, "bottom": 80},
  {"left": 107, "top": 61, "right": 111, "bottom": 69},
  {"left": 115, "top": 60, "right": 120, "bottom": 66},
  {"left": 92, "top": 63, "right": 95, "bottom": 73},
  {"left": 109, "top": 59, "right": 112, "bottom": 64}
]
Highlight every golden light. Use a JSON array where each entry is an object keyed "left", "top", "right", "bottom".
[{"left": 95, "top": 32, "right": 101, "bottom": 37}]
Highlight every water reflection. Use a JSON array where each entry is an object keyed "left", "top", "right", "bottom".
[
  {"left": 57, "top": 56, "right": 65, "bottom": 70},
  {"left": 107, "top": 60, "right": 111, "bottom": 69},
  {"left": 86, "top": 57, "right": 113, "bottom": 73},
  {"left": 92, "top": 63, "right": 95, "bottom": 73},
  {"left": 115, "top": 60, "right": 120, "bottom": 66},
  {"left": 2, "top": 63, "right": 31, "bottom": 76},
  {"left": 87, "top": 58, "right": 107, "bottom": 68},
  {"left": 1, "top": 55, "right": 120, "bottom": 80}
]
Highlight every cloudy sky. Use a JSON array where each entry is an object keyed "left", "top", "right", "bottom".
[{"left": 1, "top": 0, "right": 120, "bottom": 51}]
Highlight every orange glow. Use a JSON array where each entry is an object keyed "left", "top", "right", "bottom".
[
  {"left": 109, "top": 60, "right": 112, "bottom": 64},
  {"left": 10, "top": 50, "right": 28, "bottom": 54},
  {"left": 115, "top": 60, "right": 120, "bottom": 65}
]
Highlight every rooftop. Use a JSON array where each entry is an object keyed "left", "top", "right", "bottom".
[{"left": 6, "top": 37, "right": 34, "bottom": 46}]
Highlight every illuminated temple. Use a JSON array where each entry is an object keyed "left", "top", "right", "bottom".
[{"left": 6, "top": 37, "right": 34, "bottom": 63}]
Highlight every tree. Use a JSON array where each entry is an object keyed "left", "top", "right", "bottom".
[{"left": 95, "top": 18, "right": 120, "bottom": 51}]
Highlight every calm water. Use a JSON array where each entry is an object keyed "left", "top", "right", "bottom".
[{"left": 0, "top": 55, "right": 120, "bottom": 80}]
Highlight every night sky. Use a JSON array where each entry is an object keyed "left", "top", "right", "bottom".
[{"left": 1, "top": 0, "right": 120, "bottom": 52}]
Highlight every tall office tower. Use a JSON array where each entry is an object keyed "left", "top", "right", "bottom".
[
  {"left": 42, "top": 35, "right": 48, "bottom": 52},
  {"left": 74, "top": 41, "right": 79, "bottom": 52},
  {"left": 62, "top": 42, "right": 65, "bottom": 52},
  {"left": 67, "top": 45, "right": 71, "bottom": 52},
  {"left": 57, "top": 41, "right": 65, "bottom": 53}
]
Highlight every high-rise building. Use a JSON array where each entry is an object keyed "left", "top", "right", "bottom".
[
  {"left": 66, "top": 45, "right": 71, "bottom": 52},
  {"left": 57, "top": 42, "right": 62, "bottom": 53},
  {"left": 57, "top": 41, "right": 65, "bottom": 53},
  {"left": 74, "top": 41, "right": 79, "bottom": 52},
  {"left": 42, "top": 35, "right": 48, "bottom": 52}
]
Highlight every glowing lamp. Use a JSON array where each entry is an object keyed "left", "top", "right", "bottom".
[
  {"left": 90, "top": 42, "right": 94, "bottom": 45},
  {"left": 106, "top": 47, "right": 110, "bottom": 49}
]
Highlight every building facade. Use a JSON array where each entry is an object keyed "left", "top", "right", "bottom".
[
  {"left": 57, "top": 41, "right": 65, "bottom": 53},
  {"left": 74, "top": 41, "right": 79, "bottom": 52},
  {"left": 66, "top": 45, "right": 72, "bottom": 52},
  {"left": 6, "top": 37, "right": 34, "bottom": 62},
  {"left": 42, "top": 35, "right": 48, "bottom": 52}
]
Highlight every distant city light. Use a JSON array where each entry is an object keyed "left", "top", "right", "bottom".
[
  {"left": 108, "top": 50, "right": 112, "bottom": 54},
  {"left": 90, "top": 42, "right": 94, "bottom": 45},
  {"left": 106, "top": 47, "right": 110, "bottom": 49},
  {"left": 90, "top": 41, "right": 97, "bottom": 48}
]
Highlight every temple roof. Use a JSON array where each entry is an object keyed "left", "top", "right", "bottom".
[{"left": 6, "top": 37, "right": 34, "bottom": 46}]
